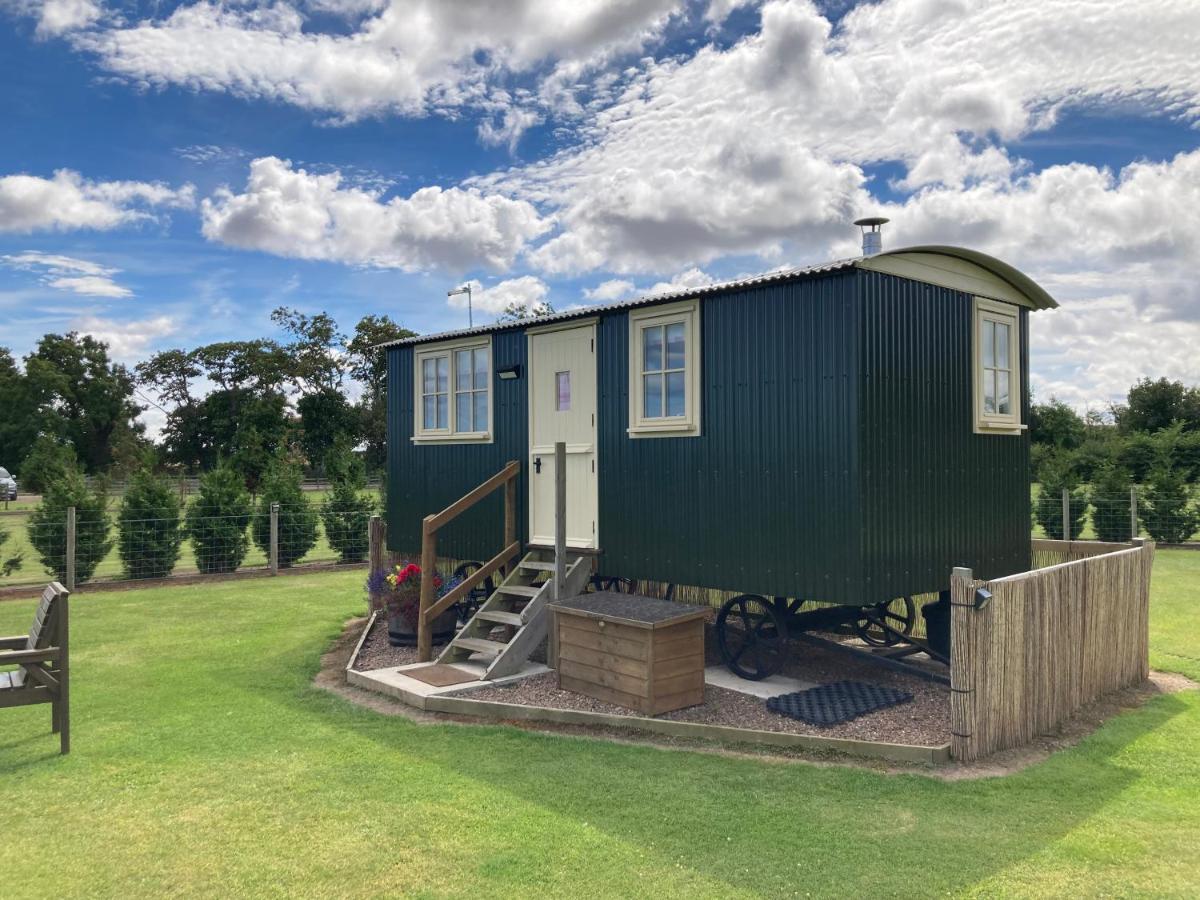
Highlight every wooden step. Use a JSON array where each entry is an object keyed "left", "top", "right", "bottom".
[
  {"left": 497, "top": 585, "right": 541, "bottom": 598},
  {"left": 519, "top": 560, "right": 556, "bottom": 572},
  {"left": 475, "top": 610, "right": 524, "bottom": 627},
  {"left": 452, "top": 637, "right": 510, "bottom": 657}
]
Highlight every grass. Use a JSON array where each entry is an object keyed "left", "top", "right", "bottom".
[{"left": 0, "top": 553, "right": 1197, "bottom": 897}]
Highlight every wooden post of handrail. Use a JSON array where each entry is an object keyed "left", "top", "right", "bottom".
[
  {"left": 504, "top": 467, "right": 517, "bottom": 575},
  {"left": 417, "top": 520, "right": 437, "bottom": 662},
  {"left": 554, "top": 441, "right": 566, "bottom": 601}
]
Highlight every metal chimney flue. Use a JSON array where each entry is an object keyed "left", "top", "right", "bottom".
[{"left": 853, "top": 216, "right": 889, "bottom": 256}]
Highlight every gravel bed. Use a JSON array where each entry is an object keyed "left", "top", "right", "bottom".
[{"left": 454, "top": 623, "right": 948, "bottom": 746}]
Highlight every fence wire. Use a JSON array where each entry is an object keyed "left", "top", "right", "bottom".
[
  {"left": 0, "top": 501, "right": 363, "bottom": 589},
  {"left": 1033, "top": 489, "right": 1200, "bottom": 544}
]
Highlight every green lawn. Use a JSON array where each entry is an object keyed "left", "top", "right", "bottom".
[{"left": 0, "top": 555, "right": 1198, "bottom": 897}]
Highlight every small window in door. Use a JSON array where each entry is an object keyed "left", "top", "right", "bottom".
[{"left": 555, "top": 371, "right": 571, "bottom": 411}]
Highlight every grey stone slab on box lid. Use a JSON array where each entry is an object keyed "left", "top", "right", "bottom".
[{"left": 549, "top": 591, "right": 709, "bottom": 628}]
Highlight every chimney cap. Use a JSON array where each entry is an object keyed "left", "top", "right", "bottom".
[{"left": 853, "top": 216, "right": 890, "bottom": 229}]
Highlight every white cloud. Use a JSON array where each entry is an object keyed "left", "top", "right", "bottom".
[
  {"left": 0, "top": 169, "right": 194, "bottom": 233},
  {"left": 200, "top": 156, "right": 549, "bottom": 271},
  {"left": 584, "top": 278, "right": 636, "bottom": 302},
  {"left": 72, "top": 314, "right": 177, "bottom": 361},
  {"left": 73, "top": 0, "right": 683, "bottom": 123},
  {"left": 481, "top": 0, "right": 1200, "bottom": 275},
  {"left": 1, "top": 251, "right": 132, "bottom": 297},
  {"left": 32, "top": 0, "right": 101, "bottom": 37},
  {"left": 449, "top": 275, "right": 550, "bottom": 316}
]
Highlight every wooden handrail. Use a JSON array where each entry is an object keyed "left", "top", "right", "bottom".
[
  {"left": 424, "top": 461, "right": 520, "bottom": 534},
  {"left": 417, "top": 460, "right": 520, "bottom": 660},
  {"left": 423, "top": 540, "right": 521, "bottom": 622}
]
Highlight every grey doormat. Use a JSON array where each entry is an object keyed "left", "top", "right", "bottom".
[{"left": 766, "top": 681, "right": 913, "bottom": 727}]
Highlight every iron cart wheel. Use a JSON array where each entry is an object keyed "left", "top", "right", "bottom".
[
  {"left": 589, "top": 575, "right": 636, "bottom": 593},
  {"left": 855, "top": 596, "right": 917, "bottom": 647},
  {"left": 717, "top": 594, "right": 789, "bottom": 681},
  {"left": 451, "top": 561, "right": 494, "bottom": 622}
]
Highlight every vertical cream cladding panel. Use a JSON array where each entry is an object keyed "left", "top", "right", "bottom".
[{"left": 527, "top": 321, "right": 598, "bottom": 548}]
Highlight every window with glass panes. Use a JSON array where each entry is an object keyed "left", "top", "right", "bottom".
[
  {"left": 641, "top": 321, "right": 686, "bottom": 418},
  {"left": 414, "top": 338, "right": 492, "bottom": 441},
  {"left": 628, "top": 299, "right": 701, "bottom": 437},
  {"left": 974, "top": 297, "right": 1022, "bottom": 433},
  {"left": 454, "top": 346, "right": 489, "bottom": 433}
]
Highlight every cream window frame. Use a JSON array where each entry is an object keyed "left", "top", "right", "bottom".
[
  {"left": 627, "top": 300, "right": 701, "bottom": 438},
  {"left": 412, "top": 335, "right": 493, "bottom": 443},
  {"left": 973, "top": 297, "right": 1024, "bottom": 435}
]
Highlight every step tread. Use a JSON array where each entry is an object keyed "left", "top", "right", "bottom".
[
  {"left": 452, "top": 637, "right": 510, "bottom": 656},
  {"left": 519, "top": 561, "right": 557, "bottom": 571},
  {"left": 497, "top": 584, "right": 542, "bottom": 598},
  {"left": 474, "top": 610, "right": 524, "bottom": 627}
]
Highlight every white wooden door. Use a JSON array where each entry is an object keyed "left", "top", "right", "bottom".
[{"left": 527, "top": 322, "right": 598, "bottom": 548}]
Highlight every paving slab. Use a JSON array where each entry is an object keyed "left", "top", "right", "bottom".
[{"left": 704, "top": 665, "right": 816, "bottom": 699}]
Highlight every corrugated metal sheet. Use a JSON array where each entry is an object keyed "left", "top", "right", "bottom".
[
  {"left": 385, "top": 329, "right": 529, "bottom": 559},
  {"left": 856, "top": 269, "right": 1032, "bottom": 597}
]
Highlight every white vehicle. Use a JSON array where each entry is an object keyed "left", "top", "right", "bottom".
[{"left": 0, "top": 467, "right": 17, "bottom": 501}]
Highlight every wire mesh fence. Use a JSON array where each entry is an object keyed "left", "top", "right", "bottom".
[
  {"left": 1032, "top": 488, "right": 1200, "bottom": 544},
  {"left": 0, "top": 502, "right": 357, "bottom": 590}
]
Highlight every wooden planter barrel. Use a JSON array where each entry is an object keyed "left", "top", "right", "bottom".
[{"left": 548, "top": 592, "right": 707, "bottom": 715}]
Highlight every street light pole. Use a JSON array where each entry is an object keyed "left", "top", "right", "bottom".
[{"left": 447, "top": 284, "right": 474, "bottom": 327}]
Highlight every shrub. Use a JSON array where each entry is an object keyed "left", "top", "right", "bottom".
[
  {"left": 1035, "top": 455, "right": 1088, "bottom": 540},
  {"left": 117, "top": 466, "right": 183, "bottom": 579},
  {"left": 27, "top": 467, "right": 112, "bottom": 582},
  {"left": 185, "top": 465, "right": 252, "bottom": 574},
  {"left": 252, "top": 455, "right": 317, "bottom": 567},
  {"left": 18, "top": 435, "right": 77, "bottom": 495},
  {"left": 320, "top": 449, "right": 375, "bottom": 563},
  {"left": 1115, "top": 432, "right": 1157, "bottom": 483},
  {"left": 1140, "top": 463, "right": 1200, "bottom": 544},
  {"left": 1090, "top": 462, "right": 1134, "bottom": 542}
]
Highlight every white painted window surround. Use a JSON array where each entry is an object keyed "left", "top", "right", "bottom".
[
  {"left": 973, "top": 297, "right": 1024, "bottom": 435},
  {"left": 412, "top": 335, "right": 493, "bottom": 443},
  {"left": 628, "top": 299, "right": 701, "bottom": 438}
]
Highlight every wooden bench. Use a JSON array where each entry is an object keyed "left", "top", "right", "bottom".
[{"left": 0, "top": 582, "right": 70, "bottom": 754}]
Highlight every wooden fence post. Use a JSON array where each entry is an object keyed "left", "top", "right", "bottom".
[
  {"left": 269, "top": 502, "right": 279, "bottom": 575},
  {"left": 1130, "top": 486, "right": 1138, "bottom": 542},
  {"left": 1061, "top": 487, "right": 1071, "bottom": 543},
  {"left": 65, "top": 506, "right": 76, "bottom": 592},
  {"left": 368, "top": 515, "right": 384, "bottom": 612},
  {"left": 417, "top": 521, "right": 437, "bottom": 661},
  {"left": 949, "top": 566, "right": 976, "bottom": 761}
]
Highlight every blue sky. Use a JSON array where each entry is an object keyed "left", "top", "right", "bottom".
[{"left": 1, "top": 0, "right": 1199, "bottom": 427}]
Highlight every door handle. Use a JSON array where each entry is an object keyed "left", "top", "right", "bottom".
[{"left": 534, "top": 456, "right": 542, "bottom": 474}]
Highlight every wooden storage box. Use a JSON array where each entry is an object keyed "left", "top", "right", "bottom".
[{"left": 548, "top": 592, "right": 707, "bottom": 715}]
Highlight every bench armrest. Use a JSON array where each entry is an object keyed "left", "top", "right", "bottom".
[
  {"left": 0, "top": 636, "right": 28, "bottom": 650},
  {"left": 0, "top": 648, "right": 59, "bottom": 665}
]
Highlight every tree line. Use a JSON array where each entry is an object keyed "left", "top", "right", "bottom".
[
  {"left": 0, "top": 309, "right": 414, "bottom": 493},
  {"left": 1031, "top": 378, "right": 1200, "bottom": 543}
]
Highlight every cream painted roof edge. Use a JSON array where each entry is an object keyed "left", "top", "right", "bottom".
[{"left": 862, "top": 245, "right": 1059, "bottom": 311}]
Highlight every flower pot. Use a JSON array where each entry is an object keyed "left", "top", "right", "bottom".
[{"left": 387, "top": 607, "right": 459, "bottom": 647}]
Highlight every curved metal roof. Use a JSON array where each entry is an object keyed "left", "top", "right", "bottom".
[{"left": 380, "top": 245, "right": 1056, "bottom": 348}]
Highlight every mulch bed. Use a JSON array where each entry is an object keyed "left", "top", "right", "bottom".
[
  {"left": 351, "top": 608, "right": 949, "bottom": 746},
  {"left": 453, "top": 621, "right": 948, "bottom": 746}
]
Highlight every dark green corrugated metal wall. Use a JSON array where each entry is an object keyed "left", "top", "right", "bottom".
[
  {"left": 856, "top": 270, "right": 1032, "bottom": 596},
  {"left": 385, "top": 329, "right": 529, "bottom": 559},
  {"left": 596, "top": 271, "right": 866, "bottom": 603}
]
